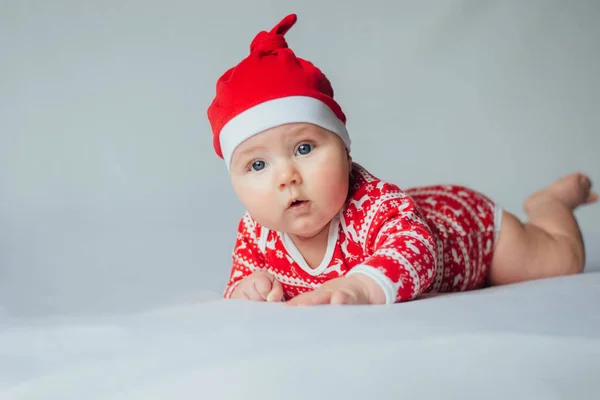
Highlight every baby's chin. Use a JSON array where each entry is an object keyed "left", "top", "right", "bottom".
[
  {"left": 251, "top": 216, "right": 326, "bottom": 238},
  {"left": 282, "top": 219, "right": 333, "bottom": 239}
]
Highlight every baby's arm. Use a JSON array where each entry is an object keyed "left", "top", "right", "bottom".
[
  {"left": 346, "top": 194, "right": 438, "bottom": 304},
  {"left": 287, "top": 191, "right": 438, "bottom": 306}
]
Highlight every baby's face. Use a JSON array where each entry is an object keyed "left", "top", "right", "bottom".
[{"left": 229, "top": 123, "right": 351, "bottom": 240}]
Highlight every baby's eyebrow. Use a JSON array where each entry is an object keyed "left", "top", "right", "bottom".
[
  {"left": 285, "top": 127, "right": 322, "bottom": 141},
  {"left": 235, "top": 144, "right": 265, "bottom": 158},
  {"left": 231, "top": 145, "right": 265, "bottom": 168}
]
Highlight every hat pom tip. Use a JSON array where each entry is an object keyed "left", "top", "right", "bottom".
[{"left": 272, "top": 13, "right": 297, "bottom": 35}]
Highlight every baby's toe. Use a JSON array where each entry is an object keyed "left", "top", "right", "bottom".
[
  {"left": 586, "top": 191, "right": 599, "bottom": 204},
  {"left": 578, "top": 174, "right": 592, "bottom": 192}
]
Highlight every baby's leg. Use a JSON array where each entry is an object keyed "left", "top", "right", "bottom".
[{"left": 488, "top": 173, "right": 598, "bottom": 285}]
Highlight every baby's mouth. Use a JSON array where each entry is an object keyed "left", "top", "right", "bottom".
[{"left": 288, "top": 199, "right": 308, "bottom": 208}]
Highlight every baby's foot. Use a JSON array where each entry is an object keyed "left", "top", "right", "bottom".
[{"left": 524, "top": 173, "right": 599, "bottom": 213}]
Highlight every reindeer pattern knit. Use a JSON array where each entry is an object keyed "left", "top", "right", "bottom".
[{"left": 224, "top": 163, "right": 501, "bottom": 304}]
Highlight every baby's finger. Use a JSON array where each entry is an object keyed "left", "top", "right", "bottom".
[
  {"left": 230, "top": 285, "right": 252, "bottom": 300},
  {"left": 252, "top": 274, "right": 276, "bottom": 300},
  {"left": 266, "top": 280, "right": 284, "bottom": 302},
  {"left": 330, "top": 291, "right": 353, "bottom": 305},
  {"left": 286, "top": 291, "right": 331, "bottom": 306}
]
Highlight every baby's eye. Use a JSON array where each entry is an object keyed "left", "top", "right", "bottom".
[
  {"left": 250, "top": 160, "right": 266, "bottom": 171},
  {"left": 296, "top": 143, "right": 313, "bottom": 156}
]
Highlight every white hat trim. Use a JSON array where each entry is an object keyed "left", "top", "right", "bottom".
[{"left": 219, "top": 96, "right": 350, "bottom": 170}]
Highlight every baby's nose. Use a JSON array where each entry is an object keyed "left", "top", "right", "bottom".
[{"left": 278, "top": 166, "right": 302, "bottom": 189}]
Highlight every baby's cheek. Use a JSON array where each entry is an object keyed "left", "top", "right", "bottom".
[
  {"left": 237, "top": 181, "right": 275, "bottom": 214},
  {"left": 248, "top": 205, "right": 281, "bottom": 230},
  {"left": 320, "top": 170, "right": 349, "bottom": 200}
]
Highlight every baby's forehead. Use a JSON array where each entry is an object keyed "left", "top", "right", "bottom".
[
  {"left": 264, "top": 122, "right": 327, "bottom": 138},
  {"left": 240, "top": 123, "right": 328, "bottom": 148}
]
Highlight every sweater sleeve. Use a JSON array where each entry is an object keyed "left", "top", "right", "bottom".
[
  {"left": 346, "top": 191, "right": 438, "bottom": 304},
  {"left": 223, "top": 215, "right": 268, "bottom": 298}
]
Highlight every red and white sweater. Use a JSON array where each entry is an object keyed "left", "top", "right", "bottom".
[{"left": 224, "top": 163, "right": 500, "bottom": 304}]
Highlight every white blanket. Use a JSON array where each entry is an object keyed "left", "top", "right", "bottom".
[{"left": 2, "top": 271, "right": 599, "bottom": 400}]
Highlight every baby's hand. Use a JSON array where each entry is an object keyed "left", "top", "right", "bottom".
[
  {"left": 230, "top": 271, "right": 284, "bottom": 302},
  {"left": 286, "top": 274, "right": 385, "bottom": 306}
]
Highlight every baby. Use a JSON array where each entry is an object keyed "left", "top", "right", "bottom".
[{"left": 206, "top": 14, "right": 598, "bottom": 306}]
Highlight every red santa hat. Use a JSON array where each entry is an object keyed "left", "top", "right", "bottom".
[{"left": 207, "top": 14, "right": 351, "bottom": 169}]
